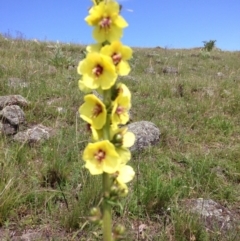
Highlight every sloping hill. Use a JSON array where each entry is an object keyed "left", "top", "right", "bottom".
[{"left": 0, "top": 35, "right": 240, "bottom": 240}]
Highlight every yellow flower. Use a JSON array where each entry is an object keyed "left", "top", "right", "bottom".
[
  {"left": 100, "top": 41, "right": 132, "bottom": 76},
  {"left": 78, "top": 80, "right": 92, "bottom": 93},
  {"left": 111, "top": 164, "right": 135, "bottom": 197},
  {"left": 111, "top": 97, "right": 130, "bottom": 125},
  {"left": 115, "top": 181, "right": 128, "bottom": 197},
  {"left": 111, "top": 84, "right": 131, "bottom": 125},
  {"left": 78, "top": 52, "right": 117, "bottom": 90},
  {"left": 90, "top": 125, "right": 103, "bottom": 141},
  {"left": 115, "top": 147, "right": 131, "bottom": 164},
  {"left": 85, "top": 1, "right": 128, "bottom": 42},
  {"left": 116, "top": 165, "right": 135, "bottom": 184},
  {"left": 117, "top": 82, "right": 131, "bottom": 98},
  {"left": 79, "top": 94, "right": 106, "bottom": 129},
  {"left": 83, "top": 140, "right": 121, "bottom": 175}
]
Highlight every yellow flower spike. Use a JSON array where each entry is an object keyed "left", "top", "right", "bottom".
[
  {"left": 85, "top": 1, "right": 128, "bottom": 42},
  {"left": 116, "top": 165, "right": 135, "bottom": 184},
  {"left": 101, "top": 41, "right": 132, "bottom": 76},
  {"left": 79, "top": 94, "right": 106, "bottom": 129},
  {"left": 78, "top": 52, "right": 117, "bottom": 90},
  {"left": 83, "top": 140, "right": 121, "bottom": 175}
]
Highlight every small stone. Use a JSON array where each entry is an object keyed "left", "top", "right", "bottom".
[
  {"left": 57, "top": 107, "right": 65, "bottom": 113},
  {"left": 163, "top": 66, "right": 178, "bottom": 74},
  {"left": 184, "top": 198, "right": 236, "bottom": 232},
  {"left": 0, "top": 121, "right": 18, "bottom": 135},
  {"left": 0, "top": 95, "right": 28, "bottom": 110},
  {"left": 217, "top": 72, "right": 224, "bottom": 77},
  {"left": 13, "top": 124, "right": 54, "bottom": 144},
  {"left": 0, "top": 105, "right": 25, "bottom": 125}
]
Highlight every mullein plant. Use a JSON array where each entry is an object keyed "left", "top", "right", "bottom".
[{"left": 78, "top": 0, "right": 135, "bottom": 240}]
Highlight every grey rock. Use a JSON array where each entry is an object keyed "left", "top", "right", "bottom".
[
  {"left": 0, "top": 95, "right": 28, "bottom": 110},
  {"left": 13, "top": 124, "right": 54, "bottom": 144},
  {"left": 163, "top": 66, "right": 178, "bottom": 74},
  {"left": 127, "top": 121, "right": 160, "bottom": 152},
  {"left": 8, "top": 77, "right": 28, "bottom": 88},
  {"left": 0, "top": 105, "right": 25, "bottom": 125},
  {"left": 0, "top": 121, "right": 18, "bottom": 135},
  {"left": 186, "top": 198, "right": 236, "bottom": 232}
]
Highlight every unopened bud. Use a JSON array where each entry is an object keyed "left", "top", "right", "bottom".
[
  {"left": 89, "top": 207, "right": 101, "bottom": 222},
  {"left": 113, "top": 224, "right": 126, "bottom": 240},
  {"left": 114, "top": 224, "right": 125, "bottom": 235},
  {"left": 112, "top": 133, "right": 123, "bottom": 147},
  {"left": 90, "top": 207, "right": 100, "bottom": 216}
]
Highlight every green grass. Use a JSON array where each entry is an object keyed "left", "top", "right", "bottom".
[{"left": 0, "top": 34, "right": 240, "bottom": 240}]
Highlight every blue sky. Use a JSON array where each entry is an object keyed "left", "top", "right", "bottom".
[{"left": 0, "top": 0, "right": 239, "bottom": 50}]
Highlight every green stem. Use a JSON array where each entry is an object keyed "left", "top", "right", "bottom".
[
  {"left": 102, "top": 89, "right": 112, "bottom": 241},
  {"left": 102, "top": 172, "right": 112, "bottom": 241}
]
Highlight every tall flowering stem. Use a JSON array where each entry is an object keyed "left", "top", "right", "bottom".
[{"left": 78, "top": 0, "right": 135, "bottom": 240}]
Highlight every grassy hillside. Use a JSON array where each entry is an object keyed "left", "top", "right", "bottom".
[{"left": 0, "top": 34, "right": 240, "bottom": 240}]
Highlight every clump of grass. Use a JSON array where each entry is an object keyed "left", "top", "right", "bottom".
[{"left": 48, "top": 42, "right": 75, "bottom": 68}]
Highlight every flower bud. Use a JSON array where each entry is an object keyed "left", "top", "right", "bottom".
[
  {"left": 113, "top": 224, "right": 125, "bottom": 240},
  {"left": 89, "top": 207, "right": 102, "bottom": 222},
  {"left": 112, "top": 133, "right": 123, "bottom": 147}
]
